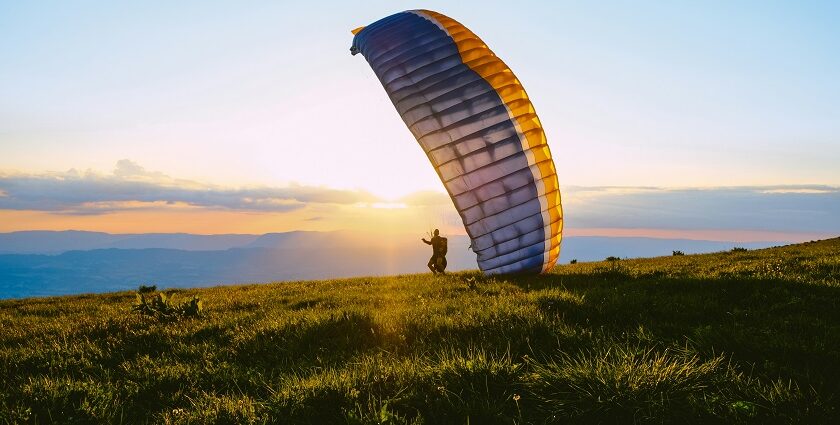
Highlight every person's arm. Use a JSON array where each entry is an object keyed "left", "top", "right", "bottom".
[{"left": 422, "top": 238, "right": 431, "bottom": 245}]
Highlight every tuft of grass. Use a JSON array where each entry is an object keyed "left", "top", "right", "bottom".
[{"left": 530, "top": 344, "right": 729, "bottom": 421}]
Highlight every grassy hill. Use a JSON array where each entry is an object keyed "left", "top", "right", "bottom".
[{"left": 1, "top": 239, "right": 838, "bottom": 424}]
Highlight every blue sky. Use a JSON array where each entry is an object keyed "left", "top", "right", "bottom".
[{"left": 0, "top": 1, "right": 838, "bottom": 237}]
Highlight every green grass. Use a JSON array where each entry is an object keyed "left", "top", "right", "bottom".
[{"left": 1, "top": 238, "right": 838, "bottom": 424}]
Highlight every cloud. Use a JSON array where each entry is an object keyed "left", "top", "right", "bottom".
[
  {"left": 398, "top": 190, "right": 452, "bottom": 206},
  {"left": 0, "top": 160, "right": 381, "bottom": 214},
  {"left": 758, "top": 188, "right": 835, "bottom": 194},
  {"left": 1, "top": 161, "right": 838, "bottom": 238},
  {"left": 113, "top": 159, "right": 166, "bottom": 180},
  {"left": 563, "top": 185, "right": 840, "bottom": 234}
]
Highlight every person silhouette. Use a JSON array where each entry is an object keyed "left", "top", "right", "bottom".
[{"left": 422, "top": 229, "right": 448, "bottom": 274}]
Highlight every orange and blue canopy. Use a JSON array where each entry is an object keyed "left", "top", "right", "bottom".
[{"left": 351, "top": 10, "right": 563, "bottom": 274}]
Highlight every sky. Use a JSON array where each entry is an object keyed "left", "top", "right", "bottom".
[{"left": 1, "top": 1, "right": 838, "bottom": 240}]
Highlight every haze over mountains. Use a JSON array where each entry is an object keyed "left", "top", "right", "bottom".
[
  {"left": 0, "top": 231, "right": 782, "bottom": 299},
  {"left": 0, "top": 230, "right": 342, "bottom": 254}
]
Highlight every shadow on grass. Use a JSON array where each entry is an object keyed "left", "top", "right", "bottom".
[
  {"left": 502, "top": 271, "right": 840, "bottom": 397},
  {"left": 233, "top": 311, "right": 383, "bottom": 371}
]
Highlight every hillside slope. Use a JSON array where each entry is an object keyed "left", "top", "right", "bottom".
[
  {"left": 1, "top": 238, "right": 838, "bottom": 423},
  {"left": 1, "top": 230, "right": 782, "bottom": 299}
]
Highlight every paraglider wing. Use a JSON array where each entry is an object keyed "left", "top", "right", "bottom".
[{"left": 351, "top": 10, "right": 562, "bottom": 274}]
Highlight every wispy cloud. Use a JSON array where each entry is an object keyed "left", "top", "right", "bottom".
[
  {"left": 757, "top": 188, "right": 836, "bottom": 194},
  {"left": 0, "top": 160, "right": 381, "bottom": 214},
  {"left": 398, "top": 190, "right": 452, "bottom": 206},
  {"left": 1, "top": 162, "right": 838, "bottom": 240},
  {"left": 564, "top": 185, "right": 840, "bottom": 234}
]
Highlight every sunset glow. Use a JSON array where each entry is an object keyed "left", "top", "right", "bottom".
[{"left": 1, "top": 1, "right": 838, "bottom": 240}]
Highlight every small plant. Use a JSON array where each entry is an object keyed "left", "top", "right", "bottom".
[
  {"left": 465, "top": 276, "right": 477, "bottom": 290},
  {"left": 731, "top": 247, "right": 748, "bottom": 252},
  {"left": 570, "top": 259, "right": 578, "bottom": 264},
  {"left": 132, "top": 291, "right": 203, "bottom": 320},
  {"left": 594, "top": 256, "right": 626, "bottom": 276},
  {"left": 138, "top": 284, "right": 157, "bottom": 293},
  {"left": 672, "top": 250, "right": 685, "bottom": 256}
]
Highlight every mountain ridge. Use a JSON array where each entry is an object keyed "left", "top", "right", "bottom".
[{"left": 0, "top": 230, "right": 790, "bottom": 299}]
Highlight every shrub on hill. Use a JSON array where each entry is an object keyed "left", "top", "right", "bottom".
[
  {"left": 132, "top": 291, "right": 203, "bottom": 320},
  {"left": 138, "top": 284, "right": 157, "bottom": 293}
]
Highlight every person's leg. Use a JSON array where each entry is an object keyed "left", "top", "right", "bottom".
[{"left": 428, "top": 256, "right": 437, "bottom": 273}]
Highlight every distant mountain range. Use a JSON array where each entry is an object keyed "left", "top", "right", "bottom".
[
  {"left": 0, "top": 230, "right": 271, "bottom": 254},
  {"left": 0, "top": 231, "right": 782, "bottom": 299}
]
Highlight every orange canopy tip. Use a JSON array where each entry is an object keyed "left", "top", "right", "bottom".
[{"left": 351, "top": 26, "right": 365, "bottom": 35}]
